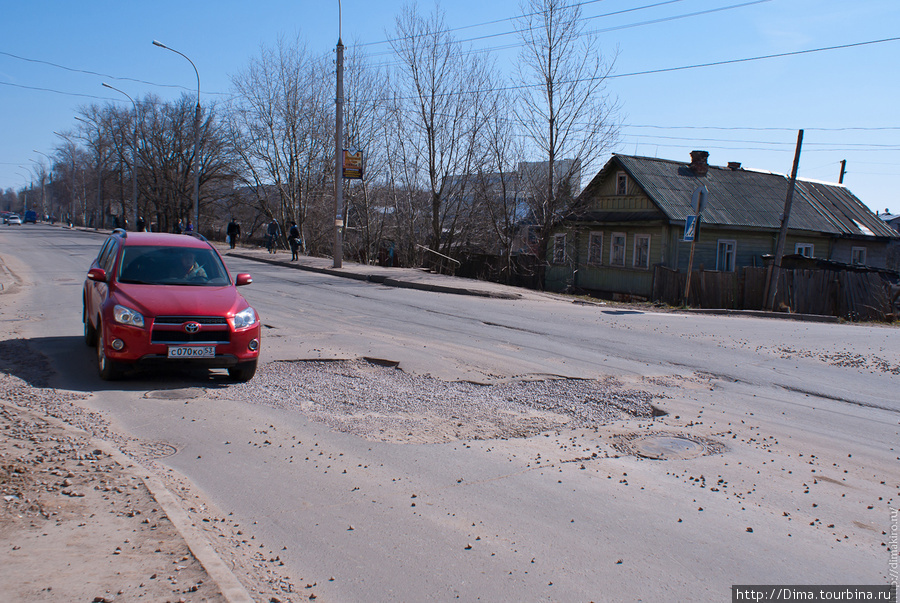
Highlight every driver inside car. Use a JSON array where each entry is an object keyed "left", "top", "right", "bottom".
[{"left": 178, "top": 250, "right": 207, "bottom": 280}]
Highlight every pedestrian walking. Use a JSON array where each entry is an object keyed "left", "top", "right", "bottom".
[
  {"left": 289, "top": 221, "right": 301, "bottom": 261},
  {"left": 174, "top": 219, "right": 184, "bottom": 235},
  {"left": 227, "top": 218, "right": 241, "bottom": 249}
]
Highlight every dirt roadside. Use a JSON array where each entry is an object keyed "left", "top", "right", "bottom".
[{"left": 0, "top": 394, "right": 222, "bottom": 602}]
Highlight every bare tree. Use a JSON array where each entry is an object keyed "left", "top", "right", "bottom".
[
  {"left": 229, "top": 36, "right": 332, "bottom": 250},
  {"left": 133, "top": 94, "right": 230, "bottom": 233},
  {"left": 390, "top": 3, "right": 492, "bottom": 261},
  {"left": 342, "top": 42, "right": 399, "bottom": 263},
  {"left": 515, "top": 0, "right": 620, "bottom": 274},
  {"left": 472, "top": 88, "right": 528, "bottom": 282}
]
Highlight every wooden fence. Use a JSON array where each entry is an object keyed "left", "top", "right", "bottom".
[{"left": 652, "top": 265, "right": 897, "bottom": 321}]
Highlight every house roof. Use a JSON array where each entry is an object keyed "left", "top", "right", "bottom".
[{"left": 577, "top": 154, "right": 896, "bottom": 239}]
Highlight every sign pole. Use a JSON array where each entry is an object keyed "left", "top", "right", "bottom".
[{"left": 683, "top": 185, "right": 707, "bottom": 306}]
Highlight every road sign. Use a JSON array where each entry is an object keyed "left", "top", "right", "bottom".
[
  {"left": 683, "top": 215, "right": 698, "bottom": 242},
  {"left": 343, "top": 149, "right": 364, "bottom": 180}
]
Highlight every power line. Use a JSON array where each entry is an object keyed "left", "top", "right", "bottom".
[{"left": 607, "top": 36, "right": 900, "bottom": 79}]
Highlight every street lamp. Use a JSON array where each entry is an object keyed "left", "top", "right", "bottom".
[
  {"left": 75, "top": 115, "right": 104, "bottom": 228},
  {"left": 53, "top": 132, "right": 81, "bottom": 226},
  {"left": 15, "top": 169, "right": 31, "bottom": 213},
  {"left": 33, "top": 150, "right": 52, "bottom": 219},
  {"left": 102, "top": 83, "right": 140, "bottom": 231},
  {"left": 334, "top": 0, "right": 344, "bottom": 268},
  {"left": 153, "top": 40, "right": 200, "bottom": 232}
]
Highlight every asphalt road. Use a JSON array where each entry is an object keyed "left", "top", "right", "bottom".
[{"left": 1, "top": 224, "right": 897, "bottom": 602}]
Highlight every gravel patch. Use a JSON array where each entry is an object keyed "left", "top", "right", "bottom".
[{"left": 209, "top": 359, "right": 657, "bottom": 444}]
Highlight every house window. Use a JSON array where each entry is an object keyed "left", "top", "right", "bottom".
[
  {"left": 795, "top": 243, "right": 814, "bottom": 257},
  {"left": 850, "top": 246, "right": 867, "bottom": 266},
  {"left": 716, "top": 240, "right": 736, "bottom": 272},
  {"left": 633, "top": 234, "right": 650, "bottom": 269},
  {"left": 588, "top": 232, "right": 603, "bottom": 265},
  {"left": 616, "top": 172, "right": 627, "bottom": 196},
  {"left": 611, "top": 232, "right": 626, "bottom": 266},
  {"left": 552, "top": 234, "right": 567, "bottom": 264}
]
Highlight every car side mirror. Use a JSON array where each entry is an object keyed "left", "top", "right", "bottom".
[
  {"left": 235, "top": 273, "right": 252, "bottom": 286},
  {"left": 87, "top": 267, "right": 107, "bottom": 283}
]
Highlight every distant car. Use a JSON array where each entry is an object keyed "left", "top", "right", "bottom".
[
  {"left": 23, "top": 211, "right": 37, "bottom": 224},
  {"left": 82, "top": 229, "right": 261, "bottom": 381},
  {"left": 1, "top": 212, "right": 10, "bottom": 224},
  {"left": 7, "top": 214, "right": 22, "bottom": 225}
]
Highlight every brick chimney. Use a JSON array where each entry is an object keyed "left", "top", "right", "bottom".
[
  {"left": 727, "top": 162, "right": 741, "bottom": 171},
  {"left": 690, "top": 150, "right": 709, "bottom": 176}
]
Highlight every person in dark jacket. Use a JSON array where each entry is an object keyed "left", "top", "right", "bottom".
[
  {"left": 227, "top": 218, "right": 240, "bottom": 249},
  {"left": 289, "top": 221, "right": 301, "bottom": 261}
]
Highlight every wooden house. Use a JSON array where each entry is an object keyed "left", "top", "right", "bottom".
[{"left": 545, "top": 151, "right": 899, "bottom": 299}]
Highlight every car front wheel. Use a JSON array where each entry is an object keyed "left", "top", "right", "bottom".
[
  {"left": 96, "top": 322, "right": 122, "bottom": 381},
  {"left": 228, "top": 360, "right": 257, "bottom": 382}
]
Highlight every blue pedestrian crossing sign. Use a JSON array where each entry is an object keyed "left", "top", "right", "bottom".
[{"left": 684, "top": 215, "right": 698, "bottom": 242}]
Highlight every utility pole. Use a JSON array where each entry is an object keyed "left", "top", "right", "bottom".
[
  {"left": 766, "top": 129, "right": 804, "bottom": 311},
  {"left": 333, "top": 0, "right": 344, "bottom": 269},
  {"left": 839, "top": 159, "right": 846, "bottom": 184}
]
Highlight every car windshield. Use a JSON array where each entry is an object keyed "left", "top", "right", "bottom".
[{"left": 117, "top": 245, "right": 230, "bottom": 286}]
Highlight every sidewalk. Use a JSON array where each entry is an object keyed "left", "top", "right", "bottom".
[
  {"left": 219, "top": 243, "right": 526, "bottom": 300},
  {"left": 220, "top": 244, "right": 842, "bottom": 323}
]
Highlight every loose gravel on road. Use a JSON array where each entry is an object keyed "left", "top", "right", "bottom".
[{"left": 210, "top": 359, "right": 658, "bottom": 444}]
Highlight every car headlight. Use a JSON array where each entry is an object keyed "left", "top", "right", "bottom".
[
  {"left": 113, "top": 304, "right": 145, "bottom": 328},
  {"left": 233, "top": 307, "right": 257, "bottom": 329}
]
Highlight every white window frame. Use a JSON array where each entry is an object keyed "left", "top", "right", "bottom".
[
  {"left": 850, "top": 246, "right": 867, "bottom": 266},
  {"left": 716, "top": 239, "right": 737, "bottom": 272},
  {"left": 616, "top": 171, "right": 627, "bottom": 196},
  {"left": 795, "top": 243, "right": 814, "bottom": 257},
  {"left": 610, "top": 232, "right": 626, "bottom": 266},
  {"left": 633, "top": 234, "right": 650, "bottom": 269},
  {"left": 588, "top": 231, "right": 603, "bottom": 265},
  {"left": 552, "top": 233, "right": 567, "bottom": 265}
]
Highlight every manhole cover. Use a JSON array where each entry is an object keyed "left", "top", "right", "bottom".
[
  {"left": 631, "top": 435, "right": 707, "bottom": 460},
  {"left": 144, "top": 388, "right": 204, "bottom": 400}
]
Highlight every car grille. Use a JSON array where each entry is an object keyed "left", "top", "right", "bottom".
[
  {"left": 151, "top": 316, "right": 231, "bottom": 345},
  {"left": 154, "top": 316, "right": 228, "bottom": 325}
]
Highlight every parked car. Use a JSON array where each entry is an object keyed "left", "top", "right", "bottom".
[
  {"left": 7, "top": 214, "right": 22, "bottom": 225},
  {"left": 83, "top": 229, "right": 261, "bottom": 381},
  {"left": 23, "top": 210, "right": 37, "bottom": 224}
]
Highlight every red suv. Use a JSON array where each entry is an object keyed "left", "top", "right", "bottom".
[{"left": 83, "top": 230, "right": 261, "bottom": 381}]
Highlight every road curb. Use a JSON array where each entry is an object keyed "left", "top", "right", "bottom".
[
  {"left": 92, "top": 441, "right": 255, "bottom": 603},
  {"left": 681, "top": 308, "right": 839, "bottom": 323}
]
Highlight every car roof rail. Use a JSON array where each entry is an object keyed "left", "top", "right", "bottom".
[
  {"left": 112, "top": 228, "right": 127, "bottom": 238},
  {"left": 184, "top": 232, "right": 208, "bottom": 242}
]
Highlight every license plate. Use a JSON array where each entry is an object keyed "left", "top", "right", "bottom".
[{"left": 167, "top": 345, "right": 216, "bottom": 359}]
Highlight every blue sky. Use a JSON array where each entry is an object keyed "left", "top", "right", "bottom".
[{"left": 2, "top": 0, "right": 898, "bottom": 215}]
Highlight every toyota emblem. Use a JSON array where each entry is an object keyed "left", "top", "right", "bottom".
[{"left": 184, "top": 322, "right": 201, "bottom": 334}]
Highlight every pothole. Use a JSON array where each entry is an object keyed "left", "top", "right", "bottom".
[
  {"left": 144, "top": 388, "right": 204, "bottom": 400},
  {"left": 613, "top": 432, "right": 724, "bottom": 460}
]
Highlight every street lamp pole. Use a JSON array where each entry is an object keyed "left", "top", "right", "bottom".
[
  {"left": 334, "top": 0, "right": 344, "bottom": 268},
  {"left": 75, "top": 115, "right": 104, "bottom": 228},
  {"left": 153, "top": 40, "right": 201, "bottom": 232},
  {"left": 53, "top": 131, "right": 80, "bottom": 226},
  {"left": 103, "top": 83, "right": 140, "bottom": 231},
  {"left": 33, "top": 150, "right": 52, "bottom": 219},
  {"left": 15, "top": 171, "right": 30, "bottom": 213}
]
